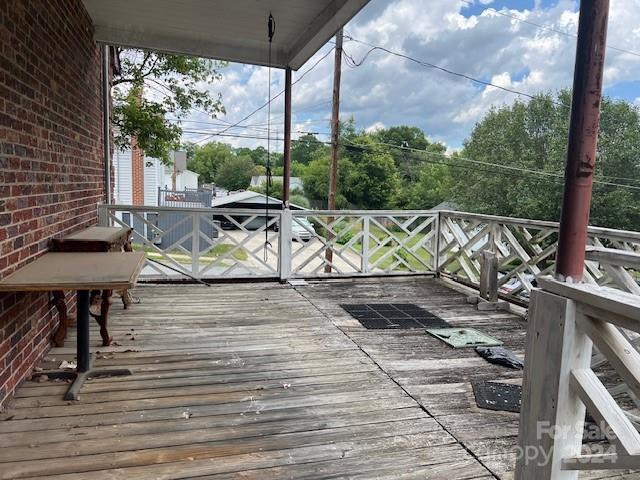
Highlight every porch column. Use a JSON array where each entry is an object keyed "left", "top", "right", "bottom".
[
  {"left": 555, "top": 0, "right": 610, "bottom": 282},
  {"left": 282, "top": 67, "right": 292, "bottom": 207},
  {"left": 101, "top": 45, "right": 111, "bottom": 204}
]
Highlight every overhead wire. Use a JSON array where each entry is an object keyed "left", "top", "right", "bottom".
[
  {"left": 178, "top": 127, "right": 640, "bottom": 191},
  {"left": 195, "top": 47, "right": 336, "bottom": 144},
  {"left": 459, "top": 0, "right": 640, "bottom": 58}
]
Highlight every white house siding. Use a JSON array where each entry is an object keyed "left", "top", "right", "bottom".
[
  {"left": 113, "top": 148, "right": 133, "bottom": 205},
  {"left": 144, "top": 157, "right": 164, "bottom": 207}
]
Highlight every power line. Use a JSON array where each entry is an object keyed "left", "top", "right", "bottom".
[
  {"left": 341, "top": 137, "right": 640, "bottom": 191},
  {"left": 459, "top": 0, "right": 640, "bottom": 59},
  {"left": 180, "top": 127, "right": 640, "bottom": 192},
  {"left": 195, "top": 47, "right": 336, "bottom": 144},
  {"left": 342, "top": 35, "right": 565, "bottom": 105}
]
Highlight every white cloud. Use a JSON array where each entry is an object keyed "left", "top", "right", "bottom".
[{"left": 183, "top": 0, "right": 640, "bottom": 150}]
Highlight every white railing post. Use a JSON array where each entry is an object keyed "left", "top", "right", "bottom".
[
  {"left": 279, "top": 208, "right": 292, "bottom": 281},
  {"left": 435, "top": 211, "right": 442, "bottom": 273},
  {"left": 191, "top": 212, "right": 200, "bottom": 278},
  {"left": 361, "top": 215, "right": 370, "bottom": 273},
  {"left": 97, "top": 204, "right": 109, "bottom": 226},
  {"left": 516, "top": 288, "right": 592, "bottom": 479}
]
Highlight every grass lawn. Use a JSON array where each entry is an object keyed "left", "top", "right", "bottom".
[
  {"left": 328, "top": 220, "right": 433, "bottom": 271},
  {"left": 134, "top": 242, "right": 249, "bottom": 266}
]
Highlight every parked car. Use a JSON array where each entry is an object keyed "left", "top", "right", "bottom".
[{"left": 292, "top": 217, "right": 316, "bottom": 242}]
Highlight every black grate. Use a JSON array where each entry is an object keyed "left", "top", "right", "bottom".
[
  {"left": 341, "top": 303, "right": 451, "bottom": 330},
  {"left": 472, "top": 381, "right": 521, "bottom": 413}
]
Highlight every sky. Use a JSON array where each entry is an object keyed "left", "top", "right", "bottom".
[{"left": 180, "top": 0, "right": 640, "bottom": 151}]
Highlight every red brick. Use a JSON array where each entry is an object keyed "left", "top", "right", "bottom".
[{"left": 0, "top": 0, "right": 104, "bottom": 409}]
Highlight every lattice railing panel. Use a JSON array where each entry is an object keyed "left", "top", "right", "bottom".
[
  {"left": 289, "top": 211, "right": 437, "bottom": 277},
  {"left": 438, "top": 211, "right": 640, "bottom": 302},
  {"left": 99, "top": 205, "right": 280, "bottom": 280}
]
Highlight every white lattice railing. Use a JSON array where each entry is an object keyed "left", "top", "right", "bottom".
[
  {"left": 288, "top": 210, "right": 438, "bottom": 277},
  {"left": 437, "top": 211, "right": 640, "bottom": 303},
  {"left": 98, "top": 205, "right": 640, "bottom": 286},
  {"left": 98, "top": 205, "right": 438, "bottom": 280},
  {"left": 517, "top": 277, "right": 640, "bottom": 477},
  {"left": 99, "top": 205, "right": 280, "bottom": 280}
]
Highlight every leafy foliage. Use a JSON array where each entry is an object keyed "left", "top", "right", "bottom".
[
  {"left": 453, "top": 90, "right": 640, "bottom": 229},
  {"left": 215, "top": 156, "right": 255, "bottom": 191},
  {"left": 112, "top": 50, "right": 225, "bottom": 164}
]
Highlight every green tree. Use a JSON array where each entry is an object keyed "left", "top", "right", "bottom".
[
  {"left": 186, "top": 142, "right": 234, "bottom": 184},
  {"left": 407, "top": 163, "right": 455, "bottom": 209},
  {"left": 291, "top": 134, "right": 327, "bottom": 164},
  {"left": 215, "top": 156, "right": 255, "bottom": 191},
  {"left": 372, "top": 126, "right": 447, "bottom": 183},
  {"left": 112, "top": 50, "right": 225, "bottom": 164},
  {"left": 455, "top": 90, "right": 640, "bottom": 229},
  {"left": 341, "top": 136, "right": 400, "bottom": 209},
  {"left": 302, "top": 156, "right": 351, "bottom": 208}
]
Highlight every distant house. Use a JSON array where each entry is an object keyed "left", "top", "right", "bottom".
[
  {"left": 212, "top": 191, "right": 306, "bottom": 230},
  {"left": 113, "top": 148, "right": 199, "bottom": 207},
  {"left": 250, "top": 175, "right": 304, "bottom": 192}
]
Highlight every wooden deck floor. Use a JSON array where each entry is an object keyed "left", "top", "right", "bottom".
[{"left": 0, "top": 277, "right": 637, "bottom": 479}]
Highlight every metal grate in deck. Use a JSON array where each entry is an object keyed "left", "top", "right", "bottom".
[{"left": 340, "top": 303, "right": 451, "bottom": 330}]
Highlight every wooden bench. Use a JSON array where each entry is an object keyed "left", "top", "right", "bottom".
[{"left": 50, "top": 226, "right": 134, "bottom": 347}]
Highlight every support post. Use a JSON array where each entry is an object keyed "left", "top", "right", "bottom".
[
  {"left": 283, "top": 67, "right": 292, "bottom": 207},
  {"left": 279, "top": 209, "right": 292, "bottom": 281},
  {"left": 361, "top": 216, "right": 370, "bottom": 273},
  {"left": 555, "top": 0, "right": 610, "bottom": 282},
  {"left": 101, "top": 45, "right": 111, "bottom": 204},
  {"left": 479, "top": 250, "right": 498, "bottom": 303},
  {"left": 191, "top": 212, "right": 200, "bottom": 277},
  {"left": 324, "top": 29, "right": 343, "bottom": 273},
  {"left": 515, "top": 289, "right": 592, "bottom": 479}
]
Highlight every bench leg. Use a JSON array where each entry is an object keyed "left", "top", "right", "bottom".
[
  {"left": 52, "top": 290, "right": 68, "bottom": 347},
  {"left": 95, "top": 289, "right": 113, "bottom": 347}
]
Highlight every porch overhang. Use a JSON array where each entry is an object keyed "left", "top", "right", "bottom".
[{"left": 81, "top": 0, "right": 370, "bottom": 70}]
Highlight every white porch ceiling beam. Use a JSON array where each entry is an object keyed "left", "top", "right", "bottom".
[
  {"left": 93, "top": 26, "right": 290, "bottom": 69},
  {"left": 287, "top": 0, "right": 370, "bottom": 69}
]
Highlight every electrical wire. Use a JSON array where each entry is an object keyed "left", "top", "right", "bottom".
[
  {"left": 195, "top": 47, "right": 336, "bottom": 144},
  {"left": 459, "top": 0, "right": 640, "bottom": 59},
  {"left": 264, "top": 13, "right": 275, "bottom": 261},
  {"left": 179, "top": 127, "right": 640, "bottom": 191},
  {"left": 342, "top": 35, "right": 566, "bottom": 105}
]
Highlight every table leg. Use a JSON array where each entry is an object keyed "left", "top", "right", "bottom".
[
  {"left": 64, "top": 290, "right": 131, "bottom": 401},
  {"left": 77, "top": 290, "right": 91, "bottom": 372}
]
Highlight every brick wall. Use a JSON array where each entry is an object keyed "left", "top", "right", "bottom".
[{"left": 0, "top": 0, "right": 105, "bottom": 409}]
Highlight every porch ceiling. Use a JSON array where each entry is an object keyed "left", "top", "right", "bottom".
[{"left": 81, "top": 0, "right": 370, "bottom": 70}]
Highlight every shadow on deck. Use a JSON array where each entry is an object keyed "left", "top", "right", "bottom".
[{"left": 0, "top": 277, "right": 635, "bottom": 479}]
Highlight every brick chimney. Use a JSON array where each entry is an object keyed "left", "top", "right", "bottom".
[
  {"left": 130, "top": 86, "right": 144, "bottom": 205},
  {"left": 131, "top": 134, "right": 144, "bottom": 205}
]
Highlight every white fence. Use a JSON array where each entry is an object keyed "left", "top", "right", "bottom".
[
  {"left": 98, "top": 205, "right": 640, "bottom": 289},
  {"left": 517, "top": 277, "right": 640, "bottom": 477},
  {"left": 99, "top": 205, "right": 281, "bottom": 280},
  {"left": 438, "top": 211, "right": 640, "bottom": 303}
]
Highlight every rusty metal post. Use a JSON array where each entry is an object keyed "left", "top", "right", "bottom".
[
  {"left": 555, "top": 0, "right": 609, "bottom": 283},
  {"left": 282, "top": 67, "right": 292, "bottom": 207}
]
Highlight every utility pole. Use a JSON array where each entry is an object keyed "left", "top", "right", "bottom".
[
  {"left": 555, "top": 0, "right": 609, "bottom": 283},
  {"left": 325, "top": 29, "right": 343, "bottom": 273},
  {"left": 282, "top": 67, "right": 292, "bottom": 206}
]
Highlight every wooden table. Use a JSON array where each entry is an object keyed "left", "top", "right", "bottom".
[
  {"left": 0, "top": 252, "right": 145, "bottom": 400},
  {"left": 50, "top": 226, "right": 134, "bottom": 347}
]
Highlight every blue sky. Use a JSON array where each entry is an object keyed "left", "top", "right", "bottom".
[{"left": 181, "top": 0, "right": 640, "bottom": 151}]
